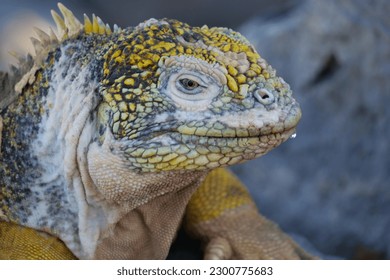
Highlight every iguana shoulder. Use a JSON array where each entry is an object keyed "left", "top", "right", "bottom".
[{"left": 0, "top": 3, "right": 306, "bottom": 259}]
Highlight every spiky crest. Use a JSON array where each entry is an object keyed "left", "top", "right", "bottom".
[{"left": 8, "top": 2, "right": 116, "bottom": 94}]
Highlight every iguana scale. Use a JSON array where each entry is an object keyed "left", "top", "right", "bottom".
[{"left": 0, "top": 3, "right": 311, "bottom": 260}]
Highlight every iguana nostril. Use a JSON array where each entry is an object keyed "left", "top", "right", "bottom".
[{"left": 254, "top": 89, "right": 275, "bottom": 105}]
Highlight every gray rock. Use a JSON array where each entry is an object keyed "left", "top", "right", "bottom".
[{"left": 234, "top": 0, "right": 390, "bottom": 259}]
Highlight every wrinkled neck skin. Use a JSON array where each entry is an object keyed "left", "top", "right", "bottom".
[
  {"left": 73, "top": 125, "right": 206, "bottom": 260},
  {"left": 80, "top": 132, "right": 207, "bottom": 260},
  {"left": 8, "top": 43, "right": 207, "bottom": 259}
]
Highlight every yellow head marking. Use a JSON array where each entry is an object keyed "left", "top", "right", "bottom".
[{"left": 101, "top": 19, "right": 271, "bottom": 113}]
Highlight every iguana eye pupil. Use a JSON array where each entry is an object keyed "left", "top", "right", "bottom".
[{"left": 179, "top": 78, "right": 199, "bottom": 90}]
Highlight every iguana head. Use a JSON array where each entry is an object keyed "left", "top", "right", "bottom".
[{"left": 97, "top": 18, "right": 301, "bottom": 172}]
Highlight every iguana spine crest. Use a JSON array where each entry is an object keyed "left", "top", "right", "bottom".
[{"left": 14, "top": 3, "right": 115, "bottom": 94}]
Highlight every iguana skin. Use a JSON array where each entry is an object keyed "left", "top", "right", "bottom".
[{"left": 0, "top": 4, "right": 310, "bottom": 259}]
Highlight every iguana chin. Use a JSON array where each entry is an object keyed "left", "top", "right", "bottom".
[{"left": 0, "top": 3, "right": 311, "bottom": 259}]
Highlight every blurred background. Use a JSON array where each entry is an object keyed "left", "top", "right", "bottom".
[{"left": 1, "top": 0, "right": 389, "bottom": 259}]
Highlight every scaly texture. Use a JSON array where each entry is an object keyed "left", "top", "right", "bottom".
[
  {"left": 186, "top": 168, "right": 314, "bottom": 259},
  {"left": 0, "top": 3, "right": 308, "bottom": 259},
  {"left": 0, "top": 221, "right": 76, "bottom": 260}
]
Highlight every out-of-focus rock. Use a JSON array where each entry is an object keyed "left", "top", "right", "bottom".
[{"left": 234, "top": 0, "right": 390, "bottom": 259}]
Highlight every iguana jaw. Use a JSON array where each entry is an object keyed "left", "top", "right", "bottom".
[
  {"left": 122, "top": 101, "right": 300, "bottom": 172},
  {"left": 124, "top": 129, "right": 297, "bottom": 172}
]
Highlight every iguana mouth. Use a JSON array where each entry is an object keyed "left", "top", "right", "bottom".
[
  {"left": 171, "top": 127, "right": 297, "bottom": 145},
  {"left": 132, "top": 125, "right": 296, "bottom": 144},
  {"left": 176, "top": 126, "right": 295, "bottom": 139},
  {"left": 125, "top": 127, "right": 297, "bottom": 172}
]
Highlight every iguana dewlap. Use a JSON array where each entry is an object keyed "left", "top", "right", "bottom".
[{"left": 0, "top": 4, "right": 310, "bottom": 259}]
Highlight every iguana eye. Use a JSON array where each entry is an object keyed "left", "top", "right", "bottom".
[
  {"left": 176, "top": 76, "right": 204, "bottom": 95},
  {"left": 162, "top": 68, "right": 221, "bottom": 111},
  {"left": 179, "top": 78, "right": 199, "bottom": 91}
]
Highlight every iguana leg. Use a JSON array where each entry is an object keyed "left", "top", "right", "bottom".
[
  {"left": 185, "top": 168, "right": 316, "bottom": 260},
  {"left": 0, "top": 221, "right": 76, "bottom": 260}
]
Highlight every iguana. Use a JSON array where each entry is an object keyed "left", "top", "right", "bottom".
[{"left": 0, "top": 3, "right": 311, "bottom": 260}]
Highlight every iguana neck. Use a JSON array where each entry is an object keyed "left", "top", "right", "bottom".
[
  {"left": 93, "top": 175, "right": 206, "bottom": 259},
  {"left": 83, "top": 135, "right": 208, "bottom": 259}
]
